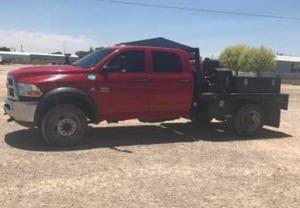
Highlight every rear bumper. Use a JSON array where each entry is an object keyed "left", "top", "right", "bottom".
[{"left": 4, "top": 98, "right": 38, "bottom": 124}]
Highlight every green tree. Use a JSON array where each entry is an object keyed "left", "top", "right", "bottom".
[
  {"left": 75, "top": 47, "right": 95, "bottom": 58},
  {"left": 75, "top": 50, "right": 91, "bottom": 58},
  {"left": 95, "top": 47, "right": 104, "bottom": 51},
  {"left": 243, "top": 46, "right": 276, "bottom": 76},
  {"left": 219, "top": 45, "right": 249, "bottom": 75},
  {"left": 51, "top": 51, "right": 63, "bottom": 55},
  {"left": 0, "top": 47, "right": 10, "bottom": 52}
]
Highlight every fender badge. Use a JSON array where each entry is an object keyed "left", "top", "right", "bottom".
[
  {"left": 100, "top": 87, "right": 110, "bottom": 93},
  {"left": 87, "top": 74, "right": 96, "bottom": 81}
]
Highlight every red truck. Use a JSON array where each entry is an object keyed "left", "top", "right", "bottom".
[{"left": 4, "top": 44, "right": 289, "bottom": 145}]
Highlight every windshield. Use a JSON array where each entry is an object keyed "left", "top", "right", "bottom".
[{"left": 72, "top": 48, "right": 114, "bottom": 68}]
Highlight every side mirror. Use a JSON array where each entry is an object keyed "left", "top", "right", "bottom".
[{"left": 101, "top": 65, "right": 120, "bottom": 74}]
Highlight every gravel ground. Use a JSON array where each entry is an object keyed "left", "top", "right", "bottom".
[{"left": 0, "top": 65, "right": 299, "bottom": 208}]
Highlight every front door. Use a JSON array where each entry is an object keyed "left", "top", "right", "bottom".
[{"left": 96, "top": 50, "right": 149, "bottom": 120}]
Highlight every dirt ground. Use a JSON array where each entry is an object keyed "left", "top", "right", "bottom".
[{"left": 0, "top": 65, "right": 299, "bottom": 208}]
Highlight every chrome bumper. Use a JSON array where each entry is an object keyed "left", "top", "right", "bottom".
[{"left": 4, "top": 98, "right": 38, "bottom": 123}]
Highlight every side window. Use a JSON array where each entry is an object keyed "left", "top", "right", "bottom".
[
  {"left": 107, "top": 51, "right": 145, "bottom": 72},
  {"left": 152, "top": 51, "right": 182, "bottom": 72}
]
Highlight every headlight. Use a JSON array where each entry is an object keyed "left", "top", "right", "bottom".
[{"left": 17, "top": 83, "right": 42, "bottom": 97}]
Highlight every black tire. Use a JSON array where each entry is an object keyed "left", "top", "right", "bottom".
[
  {"left": 41, "top": 105, "right": 88, "bottom": 146},
  {"left": 233, "top": 104, "right": 263, "bottom": 136}
]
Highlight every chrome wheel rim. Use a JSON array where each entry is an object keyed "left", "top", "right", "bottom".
[
  {"left": 57, "top": 117, "right": 77, "bottom": 137},
  {"left": 243, "top": 110, "right": 261, "bottom": 132}
]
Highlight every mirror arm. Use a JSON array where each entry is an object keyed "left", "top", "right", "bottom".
[
  {"left": 101, "top": 65, "right": 108, "bottom": 74},
  {"left": 101, "top": 65, "right": 121, "bottom": 74}
]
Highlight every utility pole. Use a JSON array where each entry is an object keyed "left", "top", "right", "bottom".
[{"left": 63, "top": 40, "right": 66, "bottom": 54}]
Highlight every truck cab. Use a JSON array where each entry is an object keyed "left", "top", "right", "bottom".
[{"left": 4, "top": 46, "right": 194, "bottom": 145}]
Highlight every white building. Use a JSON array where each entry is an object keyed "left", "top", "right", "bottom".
[
  {"left": 0, "top": 51, "right": 78, "bottom": 64},
  {"left": 275, "top": 55, "right": 300, "bottom": 76}
]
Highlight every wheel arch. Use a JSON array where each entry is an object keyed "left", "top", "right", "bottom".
[
  {"left": 35, "top": 87, "right": 97, "bottom": 125},
  {"left": 233, "top": 99, "right": 281, "bottom": 127}
]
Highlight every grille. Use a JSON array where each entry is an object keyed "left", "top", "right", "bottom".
[
  {"left": 7, "top": 78, "right": 13, "bottom": 85},
  {"left": 6, "top": 76, "right": 18, "bottom": 100},
  {"left": 8, "top": 88, "right": 14, "bottom": 97}
]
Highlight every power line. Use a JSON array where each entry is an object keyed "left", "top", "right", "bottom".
[{"left": 97, "top": 0, "right": 300, "bottom": 21}]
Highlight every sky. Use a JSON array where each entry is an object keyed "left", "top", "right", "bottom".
[{"left": 0, "top": 0, "right": 300, "bottom": 57}]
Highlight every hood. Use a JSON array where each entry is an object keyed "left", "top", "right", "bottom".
[{"left": 9, "top": 65, "right": 89, "bottom": 80}]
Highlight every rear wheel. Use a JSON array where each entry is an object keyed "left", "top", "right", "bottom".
[
  {"left": 233, "top": 104, "right": 263, "bottom": 136},
  {"left": 41, "top": 105, "right": 88, "bottom": 146}
]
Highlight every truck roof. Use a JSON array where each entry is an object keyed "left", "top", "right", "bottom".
[{"left": 109, "top": 45, "right": 188, "bottom": 53}]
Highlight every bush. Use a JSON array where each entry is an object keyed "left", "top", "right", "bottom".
[{"left": 219, "top": 45, "right": 276, "bottom": 76}]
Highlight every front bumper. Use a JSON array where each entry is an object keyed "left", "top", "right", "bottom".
[{"left": 4, "top": 98, "right": 38, "bottom": 123}]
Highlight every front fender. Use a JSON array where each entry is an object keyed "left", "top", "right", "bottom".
[{"left": 35, "top": 87, "right": 97, "bottom": 124}]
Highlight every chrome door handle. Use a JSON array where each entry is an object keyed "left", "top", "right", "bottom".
[
  {"left": 178, "top": 79, "right": 190, "bottom": 84},
  {"left": 135, "top": 79, "right": 147, "bottom": 83}
]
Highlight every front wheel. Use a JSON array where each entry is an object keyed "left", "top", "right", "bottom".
[
  {"left": 41, "top": 105, "right": 88, "bottom": 146},
  {"left": 233, "top": 104, "right": 263, "bottom": 136}
]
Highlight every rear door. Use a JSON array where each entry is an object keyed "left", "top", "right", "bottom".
[{"left": 147, "top": 49, "right": 193, "bottom": 117}]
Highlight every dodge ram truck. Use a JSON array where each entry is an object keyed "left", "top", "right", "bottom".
[{"left": 4, "top": 44, "right": 289, "bottom": 145}]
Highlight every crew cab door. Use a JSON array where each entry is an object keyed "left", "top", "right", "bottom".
[
  {"left": 96, "top": 49, "right": 149, "bottom": 120},
  {"left": 147, "top": 50, "right": 193, "bottom": 117}
]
